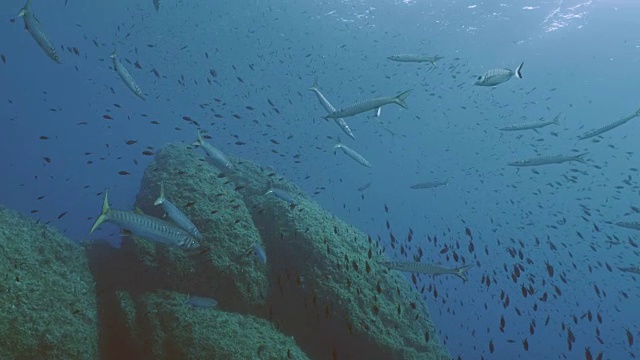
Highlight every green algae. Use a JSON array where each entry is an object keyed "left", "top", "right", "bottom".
[
  {"left": 121, "top": 291, "right": 310, "bottom": 360},
  {"left": 0, "top": 206, "right": 98, "bottom": 359}
]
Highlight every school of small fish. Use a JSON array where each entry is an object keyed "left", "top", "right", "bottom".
[{"left": 5, "top": 0, "right": 640, "bottom": 359}]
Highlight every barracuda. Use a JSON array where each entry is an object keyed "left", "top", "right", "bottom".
[
  {"left": 324, "top": 89, "right": 412, "bottom": 119},
  {"left": 154, "top": 182, "right": 202, "bottom": 239},
  {"left": 18, "top": 0, "right": 60, "bottom": 64},
  {"left": 110, "top": 50, "right": 145, "bottom": 100},
  {"left": 380, "top": 261, "right": 473, "bottom": 282},
  {"left": 308, "top": 80, "right": 355, "bottom": 140},
  {"left": 90, "top": 189, "right": 199, "bottom": 249}
]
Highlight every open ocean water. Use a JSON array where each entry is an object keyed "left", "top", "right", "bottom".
[{"left": 1, "top": 0, "right": 640, "bottom": 359}]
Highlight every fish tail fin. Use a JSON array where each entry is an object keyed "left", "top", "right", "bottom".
[
  {"left": 515, "top": 62, "right": 524, "bottom": 79},
  {"left": 393, "top": 90, "right": 412, "bottom": 109},
  {"left": 90, "top": 189, "right": 111, "bottom": 234},
  {"left": 19, "top": 0, "right": 31, "bottom": 16},
  {"left": 553, "top": 113, "right": 561, "bottom": 125},
  {"left": 154, "top": 182, "right": 166, "bottom": 206},
  {"left": 454, "top": 265, "right": 473, "bottom": 282},
  {"left": 309, "top": 78, "right": 319, "bottom": 91},
  {"left": 575, "top": 152, "right": 588, "bottom": 164},
  {"left": 192, "top": 130, "right": 203, "bottom": 146}
]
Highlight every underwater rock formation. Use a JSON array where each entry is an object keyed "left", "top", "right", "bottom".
[
  {"left": 88, "top": 143, "right": 449, "bottom": 359},
  {"left": 227, "top": 156, "right": 451, "bottom": 360},
  {"left": 115, "top": 290, "right": 311, "bottom": 360},
  {"left": 129, "top": 143, "right": 270, "bottom": 313},
  {"left": 0, "top": 206, "right": 98, "bottom": 359}
]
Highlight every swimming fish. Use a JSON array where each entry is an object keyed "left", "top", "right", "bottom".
[
  {"left": 249, "top": 243, "right": 267, "bottom": 264},
  {"left": 154, "top": 182, "right": 202, "bottom": 239},
  {"left": 90, "top": 189, "right": 199, "bottom": 249},
  {"left": 578, "top": 108, "right": 640, "bottom": 140},
  {"left": 333, "top": 142, "right": 371, "bottom": 167},
  {"left": 475, "top": 62, "right": 523, "bottom": 86},
  {"left": 387, "top": 54, "right": 443, "bottom": 65},
  {"left": 110, "top": 50, "right": 145, "bottom": 99},
  {"left": 265, "top": 188, "right": 297, "bottom": 206},
  {"left": 309, "top": 80, "right": 355, "bottom": 140},
  {"left": 18, "top": 0, "right": 61, "bottom": 63},
  {"left": 324, "top": 90, "right": 412, "bottom": 119},
  {"left": 508, "top": 153, "right": 587, "bottom": 167},
  {"left": 153, "top": 0, "right": 160, "bottom": 11},
  {"left": 192, "top": 130, "right": 232, "bottom": 170},
  {"left": 409, "top": 178, "right": 449, "bottom": 189},
  {"left": 500, "top": 113, "right": 561, "bottom": 131},
  {"left": 380, "top": 261, "right": 473, "bottom": 282},
  {"left": 185, "top": 295, "right": 218, "bottom": 308},
  {"left": 618, "top": 265, "right": 640, "bottom": 274},
  {"left": 615, "top": 221, "right": 640, "bottom": 231}
]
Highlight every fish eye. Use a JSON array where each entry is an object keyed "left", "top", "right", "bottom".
[{"left": 477, "top": 76, "right": 482, "bottom": 80}]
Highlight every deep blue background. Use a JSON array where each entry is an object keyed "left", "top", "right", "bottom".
[{"left": 2, "top": 0, "right": 639, "bottom": 358}]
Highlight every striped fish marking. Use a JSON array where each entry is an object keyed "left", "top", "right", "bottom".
[
  {"left": 110, "top": 50, "right": 145, "bottom": 100},
  {"left": 18, "top": 0, "right": 60, "bottom": 63},
  {"left": 309, "top": 80, "right": 355, "bottom": 140},
  {"left": 154, "top": 182, "right": 202, "bottom": 239},
  {"left": 90, "top": 189, "right": 199, "bottom": 249},
  {"left": 380, "top": 261, "right": 473, "bottom": 282},
  {"left": 578, "top": 108, "right": 640, "bottom": 140},
  {"left": 475, "top": 62, "right": 523, "bottom": 87},
  {"left": 325, "top": 89, "right": 412, "bottom": 119}
]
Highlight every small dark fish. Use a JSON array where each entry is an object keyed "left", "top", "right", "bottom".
[
  {"left": 626, "top": 328, "right": 634, "bottom": 346},
  {"left": 118, "top": 171, "right": 130, "bottom": 175},
  {"left": 1, "top": 54, "right": 6, "bottom": 63},
  {"left": 142, "top": 151, "right": 154, "bottom": 156},
  {"left": 57, "top": 212, "right": 68, "bottom": 219},
  {"left": 103, "top": 114, "right": 113, "bottom": 120},
  {"left": 125, "top": 140, "right": 137, "bottom": 145},
  {"left": 39, "top": 136, "right": 49, "bottom": 140}
]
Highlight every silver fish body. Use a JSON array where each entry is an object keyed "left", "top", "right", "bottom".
[
  {"left": 475, "top": 62, "right": 523, "bottom": 86},
  {"left": 308, "top": 81, "right": 355, "bottom": 140},
  {"left": 110, "top": 51, "right": 145, "bottom": 100},
  {"left": 265, "top": 188, "right": 297, "bottom": 206},
  {"left": 501, "top": 113, "right": 561, "bottom": 131},
  {"left": 193, "top": 131, "right": 232, "bottom": 170},
  {"left": 380, "top": 261, "right": 473, "bottom": 282},
  {"left": 619, "top": 266, "right": 640, "bottom": 274},
  {"left": 578, "top": 108, "right": 640, "bottom": 140},
  {"left": 409, "top": 178, "right": 449, "bottom": 189},
  {"left": 387, "top": 54, "right": 443, "bottom": 65},
  {"left": 90, "top": 189, "right": 199, "bottom": 249},
  {"left": 18, "top": 0, "right": 60, "bottom": 63},
  {"left": 154, "top": 183, "right": 202, "bottom": 239},
  {"left": 325, "top": 90, "right": 412, "bottom": 119},
  {"left": 334, "top": 143, "right": 371, "bottom": 167},
  {"left": 616, "top": 221, "right": 640, "bottom": 231},
  {"left": 508, "top": 153, "right": 587, "bottom": 167}
]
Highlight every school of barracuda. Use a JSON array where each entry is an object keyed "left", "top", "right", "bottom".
[{"left": 7, "top": 0, "right": 640, "bottom": 359}]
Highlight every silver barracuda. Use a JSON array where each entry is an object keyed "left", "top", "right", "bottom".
[
  {"left": 409, "top": 178, "right": 449, "bottom": 189},
  {"left": 154, "top": 183, "right": 202, "bottom": 239},
  {"left": 192, "top": 130, "right": 232, "bottom": 170},
  {"left": 508, "top": 153, "right": 587, "bottom": 167},
  {"left": 325, "top": 89, "right": 412, "bottom": 119},
  {"left": 265, "top": 188, "right": 297, "bottom": 207},
  {"left": 18, "top": 0, "right": 60, "bottom": 64},
  {"left": 380, "top": 261, "right": 473, "bottom": 282},
  {"left": 578, "top": 108, "right": 640, "bottom": 140},
  {"left": 110, "top": 50, "right": 145, "bottom": 100},
  {"left": 90, "top": 189, "right": 199, "bottom": 249},
  {"left": 333, "top": 142, "right": 371, "bottom": 167},
  {"left": 387, "top": 54, "right": 444, "bottom": 65},
  {"left": 501, "top": 113, "right": 561, "bottom": 131},
  {"left": 308, "top": 80, "right": 355, "bottom": 140}
]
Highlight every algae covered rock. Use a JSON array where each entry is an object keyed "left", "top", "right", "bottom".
[
  {"left": 0, "top": 206, "right": 98, "bottom": 359},
  {"left": 228, "top": 160, "right": 451, "bottom": 360},
  {"left": 120, "top": 290, "right": 310, "bottom": 360},
  {"left": 130, "top": 143, "right": 269, "bottom": 312}
]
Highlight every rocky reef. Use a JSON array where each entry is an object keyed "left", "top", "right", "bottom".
[
  {"left": 0, "top": 206, "right": 98, "bottom": 359},
  {"left": 1, "top": 142, "right": 450, "bottom": 359}
]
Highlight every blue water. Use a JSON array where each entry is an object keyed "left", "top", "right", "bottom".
[{"left": 2, "top": 0, "right": 639, "bottom": 359}]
